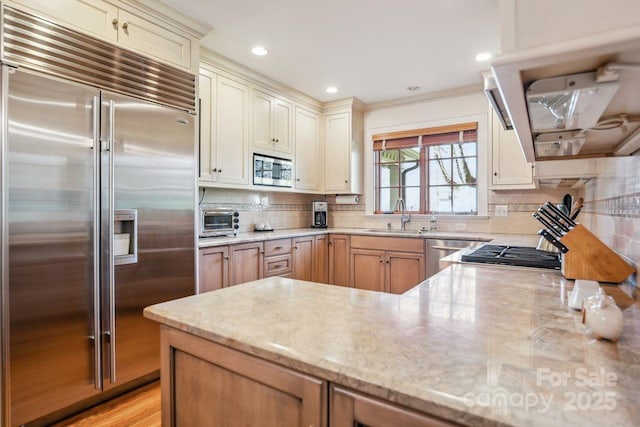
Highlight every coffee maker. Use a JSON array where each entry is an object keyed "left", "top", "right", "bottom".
[{"left": 311, "top": 201, "right": 328, "bottom": 228}]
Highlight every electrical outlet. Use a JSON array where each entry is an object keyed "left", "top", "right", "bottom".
[
  {"left": 495, "top": 205, "right": 509, "bottom": 217},
  {"left": 455, "top": 223, "right": 467, "bottom": 231}
]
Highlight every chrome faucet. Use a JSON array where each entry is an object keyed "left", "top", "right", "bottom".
[{"left": 394, "top": 198, "right": 411, "bottom": 231}]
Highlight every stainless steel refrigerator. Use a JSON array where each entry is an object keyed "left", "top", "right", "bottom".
[{"left": 1, "top": 66, "right": 195, "bottom": 425}]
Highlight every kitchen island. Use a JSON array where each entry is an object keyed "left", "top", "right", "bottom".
[{"left": 144, "top": 264, "right": 640, "bottom": 426}]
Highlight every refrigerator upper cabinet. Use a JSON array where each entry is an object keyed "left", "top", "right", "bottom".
[
  {"left": 100, "top": 92, "right": 195, "bottom": 389},
  {"left": 5, "top": 68, "right": 101, "bottom": 426}
]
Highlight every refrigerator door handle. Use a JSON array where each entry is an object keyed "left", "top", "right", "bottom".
[
  {"left": 92, "top": 95, "right": 103, "bottom": 390},
  {"left": 107, "top": 99, "right": 116, "bottom": 384}
]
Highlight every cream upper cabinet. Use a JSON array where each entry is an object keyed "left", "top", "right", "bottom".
[
  {"left": 490, "top": 110, "right": 535, "bottom": 189},
  {"left": 8, "top": 0, "right": 195, "bottom": 72},
  {"left": 252, "top": 89, "right": 293, "bottom": 155},
  {"left": 116, "top": 10, "right": 191, "bottom": 70},
  {"left": 214, "top": 75, "right": 251, "bottom": 185},
  {"left": 9, "top": 0, "right": 119, "bottom": 41},
  {"left": 199, "top": 66, "right": 250, "bottom": 186},
  {"left": 294, "top": 106, "right": 321, "bottom": 191},
  {"left": 323, "top": 100, "right": 363, "bottom": 194}
]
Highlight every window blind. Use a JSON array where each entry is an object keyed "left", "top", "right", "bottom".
[{"left": 373, "top": 122, "right": 477, "bottom": 151}]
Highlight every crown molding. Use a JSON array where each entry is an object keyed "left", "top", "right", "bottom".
[{"left": 364, "top": 83, "right": 483, "bottom": 111}]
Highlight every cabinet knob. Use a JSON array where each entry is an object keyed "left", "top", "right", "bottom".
[
  {"left": 224, "top": 256, "right": 229, "bottom": 260},
  {"left": 218, "top": 169, "right": 222, "bottom": 173},
  {"left": 296, "top": 178, "right": 300, "bottom": 181},
  {"left": 212, "top": 168, "right": 218, "bottom": 172},
  {"left": 294, "top": 246, "right": 298, "bottom": 250},
  {"left": 344, "top": 180, "right": 348, "bottom": 183},
  {"left": 494, "top": 172, "right": 498, "bottom": 176},
  {"left": 275, "top": 138, "right": 279, "bottom": 142},
  {"left": 112, "top": 18, "right": 119, "bottom": 27},
  {"left": 122, "top": 21, "right": 129, "bottom": 30}
]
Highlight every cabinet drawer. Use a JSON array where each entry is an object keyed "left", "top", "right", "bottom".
[
  {"left": 264, "top": 238, "right": 292, "bottom": 256},
  {"left": 264, "top": 254, "right": 292, "bottom": 277},
  {"left": 350, "top": 235, "right": 424, "bottom": 253}
]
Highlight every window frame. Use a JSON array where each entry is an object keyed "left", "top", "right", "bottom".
[{"left": 372, "top": 122, "right": 480, "bottom": 216}]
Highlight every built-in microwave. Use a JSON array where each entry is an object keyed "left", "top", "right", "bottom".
[
  {"left": 200, "top": 208, "right": 239, "bottom": 237},
  {"left": 253, "top": 154, "right": 293, "bottom": 187}
]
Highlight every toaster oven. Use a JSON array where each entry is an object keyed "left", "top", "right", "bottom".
[{"left": 200, "top": 208, "right": 239, "bottom": 237}]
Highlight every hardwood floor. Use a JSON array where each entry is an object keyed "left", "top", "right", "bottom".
[{"left": 52, "top": 381, "right": 161, "bottom": 427}]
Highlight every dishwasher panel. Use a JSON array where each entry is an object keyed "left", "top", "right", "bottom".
[{"left": 426, "top": 239, "right": 484, "bottom": 278}]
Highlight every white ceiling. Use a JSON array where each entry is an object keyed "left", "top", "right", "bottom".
[{"left": 161, "top": 0, "right": 501, "bottom": 104}]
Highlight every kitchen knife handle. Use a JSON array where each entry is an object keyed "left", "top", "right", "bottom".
[
  {"left": 539, "top": 229, "right": 569, "bottom": 253},
  {"left": 533, "top": 212, "right": 564, "bottom": 238},
  {"left": 537, "top": 208, "right": 569, "bottom": 233},
  {"left": 545, "top": 202, "right": 576, "bottom": 227}
]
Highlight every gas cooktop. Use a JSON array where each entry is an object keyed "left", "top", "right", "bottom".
[{"left": 461, "top": 245, "right": 561, "bottom": 270}]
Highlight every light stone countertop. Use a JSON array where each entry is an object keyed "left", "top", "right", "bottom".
[
  {"left": 144, "top": 267, "right": 640, "bottom": 426},
  {"left": 198, "top": 227, "right": 536, "bottom": 248}
]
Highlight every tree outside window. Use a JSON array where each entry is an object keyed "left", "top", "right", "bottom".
[{"left": 374, "top": 123, "right": 477, "bottom": 214}]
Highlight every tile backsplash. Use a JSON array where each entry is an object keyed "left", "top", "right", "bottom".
[
  {"left": 200, "top": 187, "right": 581, "bottom": 235},
  {"left": 580, "top": 156, "right": 640, "bottom": 286}
]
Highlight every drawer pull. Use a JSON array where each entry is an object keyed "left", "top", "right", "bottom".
[{"left": 274, "top": 246, "right": 283, "bottom": 250}]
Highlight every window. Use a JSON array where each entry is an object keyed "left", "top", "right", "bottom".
[{"left": 373, "top": 122, "right": 477, "bottom": 214}]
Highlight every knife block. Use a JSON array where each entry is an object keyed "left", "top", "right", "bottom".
[{"left": 560, "top": 225, "right": 635, "bottom": 283}]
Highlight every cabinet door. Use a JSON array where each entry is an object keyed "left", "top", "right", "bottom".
[
  {"left": 12, "top": 0, "right": 118, "bottom": 42},
  {"left": 328, "top": 234, "right": 350, "bottom": 287},
  {"left": 490, "top": 111, "right": 535, "bottom": 188},
  {"left": 252, "top": 90, "right": 293, "bottom": 154},
  {"left": 350, "top": 249, "right": 385, "bottom": 292},
  {"left": 314, "top": 234, "right": 329, "bottom": 283},
  {"left": 215, "top": 75, "right": 250, "bottom": 185},
  {"left": 199, "top": 246, "right": 229, "bottom": 292},
  {"left": 292, "top": 236, "right": 314, "bottom": 281},
  {"left": 198, "top": 69, "right": 215, "bottom": 181},
  {"left": 116, "top": 9, "right": 192, "bottom": 70},
  {"left": 272, "top": 98, "right": 293, "bottom": 153},
  {"left": 330, "top": 385, "right": 454, "bottom": 427},
  {"left": 294, "top": 106, "right": 321, "bottom": 191},
  {"left": 229, "top": 242, "right": 263, "bottom": 286},
  {"left": 386, "top": 251, "right": 425, "bottom": 294},
  {"left": 324, "top": 111, "right": 351, "bottom": 193},
  {"left": 163, "top": 327, "right": 327, "bottom": 427},
  {"left": 252, "top": 89, "right": 273, "bottom": 150}
]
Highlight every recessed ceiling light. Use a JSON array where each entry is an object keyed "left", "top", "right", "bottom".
[
  {"left": 475, "top": 52, "right": 493, "bottom": 62},
  {"left": 326, "top": 86, "right": 338, "bottom": 94},
  {"left": 251, "top": 46, "right": 268, "bottom": 56},
  {"left": 406, "top": 85, "right": 421, "bottom": 92}
]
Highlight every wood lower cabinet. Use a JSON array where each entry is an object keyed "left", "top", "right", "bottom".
[
  {"left": 350, "top": 249, "right": 385, "bottom": 292},
  {"left": 229, "top": 241, "right": 264, "bottom": 286},
  {"left": 161, "top": 327, "right": 327, "bottom": 427},
  {"left": 330, "top": 385, "right": 456, "bottom": 427},
  {"left": 292, "top": 236, "right": 314, "bottom": 281},
  {"left": 387, "top": 251, "right": 425, "bottom": 294},
  {"left": 349, "top": 236, "right": 426, "bottom": 294},
  {"left": 199, "top": 246, "right": 229, "bottom": 292},
  {"left": 328, "top": 234, "right": 350, "bottom": 286},
  {"left": 314, "top": 234, "right": 329, "bottom": 283}
]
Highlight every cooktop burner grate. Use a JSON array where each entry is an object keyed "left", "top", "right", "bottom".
[{"left": 461, "top": 245, "right": 561, "bottom": 269}]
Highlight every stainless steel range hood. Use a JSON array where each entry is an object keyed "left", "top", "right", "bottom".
[{"left": 490, "top": 26, "right": 640, "bottom": 162}]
